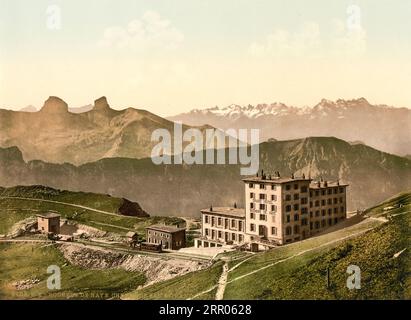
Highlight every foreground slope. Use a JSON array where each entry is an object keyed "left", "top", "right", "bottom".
[
  {"left": 126, "top": 192, "right": 410, "bottom": 300},
  {"left": 0, "top": 243, "right": 146, "bottom": 300}
]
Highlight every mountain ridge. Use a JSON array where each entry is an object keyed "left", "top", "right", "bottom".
[
  {"left": 1, "top": 136, "right": 410, "bottom": 217},
  {"left": 168, "top": 98, "right": 411, "bottom": 156},
  {"left": 0, "top": 96, "right": 227, "bottom": 165}
]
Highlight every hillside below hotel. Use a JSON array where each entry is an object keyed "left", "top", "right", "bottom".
[{"left": 195, "top": 170, "right": 348, "bottom": 250}]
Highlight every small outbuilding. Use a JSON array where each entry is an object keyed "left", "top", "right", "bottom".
[
  {"left": 126, "top": 231, "right": 139, "bottom": 247},
  {"left": 36, "top": 212, "right": 61, "bottom": 234},
  {"left": 145, "top": 225, "right": 186, "bottom": 250}
]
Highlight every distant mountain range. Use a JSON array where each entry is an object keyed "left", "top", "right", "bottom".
[
  {"left": 0, "top": 96, "right": 219, "bottom": 165},
  {"left": 1, "top": 137, "right": 410, "bottom": 217},
  {"left": 168, "top": 98, "right": 411, "bottom": 156}
]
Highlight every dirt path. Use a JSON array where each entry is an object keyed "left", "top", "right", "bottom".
[
  {"left": 215, "top": 261, "right": 229, "bottom": 300},
  {"left": 228, "top": 255, "right": 255, "bottom": 272},
  {"left": 389, "top": 210, "right": 411, "bottom": 218},
  {"left": 0, "top": 239, "right": 52, "bottom": 243},
  {"left": 0, "top": 196, "right": 122, "bottom": 217},
  {"left": 90, "top": 221, "right": 135, "bottom": 231},
  {"left": 368, "top": 216, "right": 389, "bottom": 223}
]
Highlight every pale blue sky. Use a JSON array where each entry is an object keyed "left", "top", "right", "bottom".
[{"left": 1, "top": 0, "right": 411, "bottom": 115}]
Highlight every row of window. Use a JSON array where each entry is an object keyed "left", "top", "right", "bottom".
[
  {"left": 252, "top": 193, "right": 343, "bottom": 204},
  {"left": 249, "top": 183, "right": 309, "bottom": 193},
  {"left": 249, "top": 212, "right": 269, "bottom": 221},
  {"left": 310, "top": 217, "right": 342, "bottom": 230},
  {"left": 249, "top": 223, "right": 278, "bottom": 235},
  {"left": 250, "top": 211, "right": 276, "bottom": 222},
  {"left": 148, "top": 237, "right": 171, "bottom": 244},
  {"left": 204, "top": 215, "right": 244, "bottom": 230},
  {"left": 285, "top": 214, "right": 308, "bottom": 224},
  {"left": 147, "top": 231, "right": 170, "bottom": 239},
  {"left": 249, "top": 183, "right": 277, "bottom": 190},
  {"left": 285, "top": 225, "right": 300, "bottom": 235},
  {"left": 249, "top": 216, "right": 343, "bottom": 237},
  {"left": 249, "top": 183, "right": 344, "bottom": 195},
  {"left": 250, "top": 193, "right": 278, "bottom": 201},
  {"left": 284, "top": 194, "right": 309, "bottom": 203},
  {"left": 204, "top": 228, "right": 244, "bottom": 242},
  {"left": 285, "top": 184, "right": 308, "bottom": 192},
  {"left": 310, "top": 197, "right": 344, "bottom": 207},
  {"left": 310, "top": 207, "right": 345, "bottom": 217},
  {"left": 250, "top": 203, "right": 277, "bottom": 212},
  {"left": 310, "top": 187, "right": 345, "bottom": 197},
  {"left": 285, "top": 204, "right": 308, "bottom": 213}
]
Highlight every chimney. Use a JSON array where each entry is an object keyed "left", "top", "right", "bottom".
[
  {"left": 317, "top": 181, "right": 321, "bottom": 188},
  {"left": 337, "top": 179, "right": 340, "bottom": 186},
  {"left": 291, "top": 173, "right": 295, "bottom": 179},
  {"left": 302, "top": 173, "right": 306, "bottom": 179},
  {"left": 324, "top": 181, "right": 328, "bottom": 187},
  {"left": 210, "top": 205, "right": 213, "bottom": 212},
  {"left": 234, "top": 202, "right": 237, "bottom": 209}
]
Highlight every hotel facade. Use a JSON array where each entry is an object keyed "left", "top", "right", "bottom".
[{"left": 194, "top": 171, "right": 348, "bottom": 250}]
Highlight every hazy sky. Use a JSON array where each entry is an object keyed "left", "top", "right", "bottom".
[{"left": 1, "top": 0, "right": 411, "bottom": 115}]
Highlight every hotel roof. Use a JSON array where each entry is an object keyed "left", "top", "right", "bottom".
[
  {"left": 36, "top": 212, "right": 60, "bottom": 219},
  {"left": 146, "top": 224, "right": 186, "bottom": 233},
  {"left": 242, "top": 176, "right": 311, "bottom": 184},
  {"left": 201, "top": 207, "right": 246, "bottom": 218},
  {"left": 309, "top": 181, "right": 349, "bottom": 189}
]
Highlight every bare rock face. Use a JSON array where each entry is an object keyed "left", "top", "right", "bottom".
[
  {"left": 40, "top": 96, "right": 69, "bottom": 114},
  {"left": 118, "top": 198, "right": 150, "bottom": 217},
  {"left": 93, "top": 96, "right": 111, "bottom": 112}
]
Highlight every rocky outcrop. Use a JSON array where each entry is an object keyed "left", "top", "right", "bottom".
[
  {"left": 58, "top": 243, "right": 209, "bottom": 285},
  {"left": 118, "top": 198, "right": 150, "bottom": 217},
  {"left": 40, "top": 96, "right": 69, "bottom": 114},
  {"left": 93, "top": 96, "right": 111, "bottom": 112}
]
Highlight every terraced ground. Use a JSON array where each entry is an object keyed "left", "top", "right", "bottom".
[
  {"left": 0, "top": 185, "right": 183, "bottom": 236},
  {"left": 0, "top": 185, "right": 187, "bottom": 299},
  {"left": 0, "top": 242, "right": 146, "bottom": 300},
  {"left": 124, "top": 192, "right": 410, "bottom": 300}
]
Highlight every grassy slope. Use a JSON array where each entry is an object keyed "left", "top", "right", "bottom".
[
  {"left": 223, "top": 192, "right": 410, "bottom": 299},
  {"left": 0, "top": 185, "right": 183, "bottom": 236},
  {"left": 122, "top": 262, "right": 224, "bottom": 300},
  {"left": 124, "top": 192, "right": 410, "bottom": 300},
  {"left": 0, "top": 243, "right": 146, "bottom": 300}
]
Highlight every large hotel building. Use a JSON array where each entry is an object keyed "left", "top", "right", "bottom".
[{"left": 194, "top": 171, "right": 348, "bottom": 250}]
